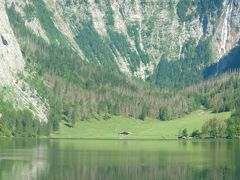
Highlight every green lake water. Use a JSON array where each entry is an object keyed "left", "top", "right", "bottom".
[{"left": 0, "top": 139, "right": 239, "bottom": 180}]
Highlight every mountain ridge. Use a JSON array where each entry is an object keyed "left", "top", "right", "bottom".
[
  {"left": 0, "top": 0, "right": 240, "bottom": 137},
  {"left": 5, "top": 0, "right": 240, "bottom": 79}
]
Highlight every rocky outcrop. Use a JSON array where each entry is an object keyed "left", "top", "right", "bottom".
[
  {"left": 0, "top": 2, "right": 48, "bottom": 122},
  {"left": 214, "top": 0, "right": 240, "bottom": 60},
  {"left": 0, "top": 2, "right": 25, "bottom": 85},
  {"left": 6, "top": 0, "right": 240, "bottom": 79},
  {"left": 51, "top": 0, "right": 203, "bottom": 77},
  {"left": 25, "top": 18, "right": 49, "bottom": 43},
  {"left": 51, "top": 0, "right": 240, "bottom": 77},
  {"left": 1, "top": 0, "right": 240, "bottom": 122}
]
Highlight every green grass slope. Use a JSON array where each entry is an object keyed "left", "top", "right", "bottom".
[{"left": 52, "top": 110, "right": 231, "bottom": 139}]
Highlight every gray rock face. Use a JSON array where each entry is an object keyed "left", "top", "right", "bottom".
[
  {"left": 6, "top": 0, "right": 240, "bottom": 78},
  {"left": 213, "top": 0, "right": 240, "bottom": 60},
  {"left": 0, "top": 2, "right": 25, "bottom": 86},
  {"left": 49, "top": 0, "right": 240, "bottom": 76},
  {"left": 49, "top": 0, "right": 202, "bottom": 77},
  {"left": 1, "top": 0, "right": 240, "bottom": 123},
  {"left": 0, "top": 2, "right": 48, "bottom": 123}
]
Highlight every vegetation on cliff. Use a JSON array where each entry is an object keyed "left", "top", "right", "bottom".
[{"left": 0, "top": 3, "right": 239, "bottom": 138}]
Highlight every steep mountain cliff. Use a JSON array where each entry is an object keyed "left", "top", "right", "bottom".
[
  {"left": 1, "top": 0, "right": 240, "bottom": 137},
  {"left": 0, "top": 2, "right": 24, "bottom": 85},
  {"left": 5, "top": 0, "right": 240, "bottom": 80},
  {"left": 0, "top": 2, "right": 48, "bottom": 123}
]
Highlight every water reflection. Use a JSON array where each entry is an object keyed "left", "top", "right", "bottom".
[
  {"left": 0, "top": 139, "right": 47, "bottom": 180},
  {"left": 0, "top": 139, "right": 240, "bottom": 180}
]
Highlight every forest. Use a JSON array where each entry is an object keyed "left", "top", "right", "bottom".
[
  {"left": 0, "top": 5, "right": 239, "bottom": 139},
  {"left": 177, "top": 0, "right": 224, "bottom": 22},
  {"left": 149, "top": 37, "right": 213, "bottom": 88}
]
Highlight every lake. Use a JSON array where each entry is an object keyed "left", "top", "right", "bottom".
[{"left": 0, "top": 139, "right": 239, "bottom": 180}]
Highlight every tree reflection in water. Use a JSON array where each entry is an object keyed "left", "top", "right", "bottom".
[{"left": 0, "top": 139, "right": 240, "bottom": 180}]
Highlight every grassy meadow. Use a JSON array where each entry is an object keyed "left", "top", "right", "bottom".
[{"left": 52, "top": 110, "right": 231, "bottom": 139}]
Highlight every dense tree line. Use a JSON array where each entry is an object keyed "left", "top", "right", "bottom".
[
  {"left": 177, "top": 0, "right": 195, "bottom": 22},
  {"left": 6, "top": 6, "right": 194, "bottom": 135},
  {"left": 182, "top": 108, "right": 240, "bottom": 139},
  {"left": 183, "top": 71, "right": 240, "bottom": 113},
  {"left": 177, "top": 0, "right": 224, "bottom": 22},
  {"left": 196, "top": 0, "right": 224, "bottom": 16},
  {"left": 226, "top": 110, "right": 240, "bottom": 138},
  {"left": 2, "top": 5, "right": 240, "bottom": 138},
  {"left": 183, "top": 72, "right": 240, "bottom": 139},
  {"left": 150, "top": 37, "right": 213, "bottom": 88},
  {"left": 155, "top": 0, "right": 228, "bottom": 89},
  {"left": 0, "top": 92, "right": 49, "bottom": 137}
]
